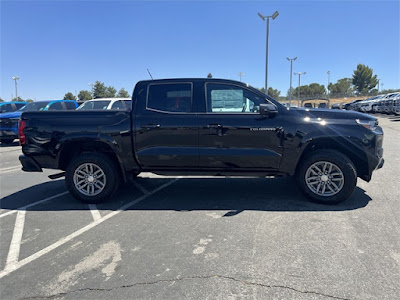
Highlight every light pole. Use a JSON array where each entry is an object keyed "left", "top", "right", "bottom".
[
  {"left": 286, "top": 57, "right": 297, "bottom": 107},
  {"left": 258, "top": 10, "right": 279, "bottom": 95},
  {"left": 88, "top": 83, "right": 94, "bottom": 99},
  {"left": 12, "top": 76, "right": 20, "bottom": 101},
  {"left": 294, "top": 72, "right": 306, "bottom": 107},
  {"left": 327, "top": 71, "right": 330, "bottom": 99},
  {"left": 238, "top": 72, "right": 245, "bottom": 82},
  {"left": 378, "top": 78, "right": 381, "bottom": 92}
]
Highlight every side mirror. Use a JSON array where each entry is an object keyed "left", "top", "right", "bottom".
[{"left": 259, "top": 103, "right": 278, "bottom": 117}]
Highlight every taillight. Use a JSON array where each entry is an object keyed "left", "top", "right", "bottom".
[{"left": 18, "top": 120, "right": 26, "bottom": 145}]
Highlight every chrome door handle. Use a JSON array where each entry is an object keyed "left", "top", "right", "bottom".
[
  {"left": 143, "top": 124, "right": 161, "bottom": 129},
  {"left": 205, "top": 124, "right": 222, "bottom": 129}
]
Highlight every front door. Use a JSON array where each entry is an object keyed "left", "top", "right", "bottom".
[{"left": 198, "top": 83, "right": 283, "bottom": 169}]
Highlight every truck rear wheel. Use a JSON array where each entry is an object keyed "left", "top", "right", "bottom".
[
  {"left": 65, "top": 153, "right": 119, "bottom": 204},
  {"left": 296, "top": 150, "right": 357, "bottom": 204}
]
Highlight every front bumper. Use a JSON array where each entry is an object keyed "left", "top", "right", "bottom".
[{"left": 19, "top": 155, "right": 43, "bottom": 172}]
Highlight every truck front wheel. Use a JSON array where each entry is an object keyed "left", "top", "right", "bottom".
[
  {"left": 65, "top": 153, "right": 119, "bottom": 203},
  {"left": 296, "top": 150, "right": 357, "bottom": 204}
]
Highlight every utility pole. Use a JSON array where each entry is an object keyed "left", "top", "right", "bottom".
[
  {"left": 286, "top": 57, "right": 297, "bottom": 107},
  {"left": 294, "top": 72, "right": 306, "bottom": 107},
  {"left": 88, "top": 83, "right": 94, "bottom": 99},
  {"left": 327, "top": 71, "right": 330, "bottom": 99},
  {"left": 12, "top": 76, "right": 20, "bottom": 101},
  {"left": 238, "top": 72, "right": 244, "bottom": 82},
  {"left": 258, "top": 11, "right": 279, "bottom": 94}
]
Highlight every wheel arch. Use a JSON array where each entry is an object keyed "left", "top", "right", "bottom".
[
  {"left": 296, "top": 137, "right": 368, "bottom": 180},
  {"left": 58, "top": 139, "right": 126, "bottom": 181}
]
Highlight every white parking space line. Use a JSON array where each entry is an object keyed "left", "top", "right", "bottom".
[
  {"left": 0, "top": 178, "right": 179, "bottom": 278},
  {"left": 0, "top": 166, "right": 21, "bottom": 174},
  {"left": 5, "top": 211, "right": 26, "bottom": 271},
  {"left": 0, "top": 191, "right": 69, "bottom": 219},
  {"left": 88, "top": 204, "right": 102, "bottom": 222},
  {"left": 131, "top": 180, "right": 150, "bottom": 195}
]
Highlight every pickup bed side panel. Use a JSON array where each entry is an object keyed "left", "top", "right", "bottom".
[{"left": 21, "top": 111, "right": 139, "bottom": 174}]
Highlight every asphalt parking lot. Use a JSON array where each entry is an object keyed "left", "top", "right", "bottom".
[{"left": 1, "top": 114, "right": 399, "bottom": 300}]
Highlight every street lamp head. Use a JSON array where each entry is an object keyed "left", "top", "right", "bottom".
[
  {"left": 257, "top": 12, "right": 265, "bottom": 21},
  {"left": 294, "top": 57, "right": 297, "bottom": 61},
  {"left": 12, "top": 76, "right": 19, "bottom": 80},
  {"left": 272, "top": 11, "right": 279, "bottom": 20}
]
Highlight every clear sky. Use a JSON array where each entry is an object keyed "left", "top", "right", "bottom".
[{"left": 1, "top": 0, "right": 399, "bottom": 100}]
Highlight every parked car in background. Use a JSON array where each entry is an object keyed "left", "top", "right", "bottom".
[
  {"left": 331, "top": 103, "right": 342, "bottom": 109},
  {"left": 0, "top": 100, "right": 78, "bottom": 144},
  {"left": 393, "top": 97, "right": 400, "bottom": 115},
  {"left": 0, "top": 102, "right": 27, "bottom": 113},
  {"left": 77, "top": 98, "right": 132, "bottom": 110},
  {"left": 318, "top": 102, "right": 327, "bottom": 109},
  {"left": 303, "top": 103, "right": 313, "bottom": 108},
  {"left": 344, "top": 99, "right": 364, "bottom": 110}
]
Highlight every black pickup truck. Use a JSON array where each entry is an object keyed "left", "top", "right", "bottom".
[{"left": 19, "top": 78, "right": 384, "bottom": 204}]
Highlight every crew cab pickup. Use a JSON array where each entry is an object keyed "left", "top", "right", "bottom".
[{"left": 19, "top": 78, "right": 384, "bottom": 204}]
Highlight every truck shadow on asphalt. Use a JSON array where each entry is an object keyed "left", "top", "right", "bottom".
[{"left": 1, "top": 177, "right": 372, "bottom": 214}]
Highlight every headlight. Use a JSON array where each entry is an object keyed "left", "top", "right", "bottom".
[{"left": 356, "top": 119, "right": 378, "bottom": 131}]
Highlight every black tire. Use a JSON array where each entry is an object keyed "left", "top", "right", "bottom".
[
  {"left": 0, "top": 138, "right": 15, "bottom": 144},
  {"left": 296, "top": 150, "right": 357, "bottom": 204},
  {"left": 65, "top": 153, "right": 120, "bottom": 204}
]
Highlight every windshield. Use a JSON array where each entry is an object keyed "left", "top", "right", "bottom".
[
  {"left": 78, "top": 100, "right": 111, "bottom": 110},
  {"left": 18, "top": 102, "right": 51, "bottom": 112}
]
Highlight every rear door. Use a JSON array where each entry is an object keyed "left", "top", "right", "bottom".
[
  {"left": 134, "top": 82, "right": 199, "bottom": 168},
  {"left": 198, "top": 82, "right": 283, "bottom": 169}
]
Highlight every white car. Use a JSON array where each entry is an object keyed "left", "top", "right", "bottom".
[{"left": 77, "top": 98, "right": 132, "bottom": 110}]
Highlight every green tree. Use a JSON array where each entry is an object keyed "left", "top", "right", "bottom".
[
  {"left": 92, "top": 81, "right": 107, "bottom": 99},
  {"left": 380, "top": 88, "right": 400, "bottom": 94},
  {"left": 267, "top": 87, "right": 281, "bottom": 99},
  {"left": 105, "top": 86, "right": 117, "bottom": 98},
  {"left": 352, "top": 64, "right": 378, "bottom": 95},
  {"left": 25, "top": 99, "right": 34, "bottom": 103},
  {"left": 117, "top": 88, "right": 130, "bottom": 98},
  {"left": 12, "top": 97, "right": 24, "bottom": 101},
  {"left": 328, "top": 78, "right": 354, "bottom": 96},
  {"left": 292, "top": 83, "right": 326, "bottom": 99},
  {"left": 0, "top": 97, "right": 4, "bottom": 102},
  {"left": 63, "top": 92, "right": 77, "bottom": 100},
  {"left": 78, "top": 90, "right": 92, "bottom": 101}
]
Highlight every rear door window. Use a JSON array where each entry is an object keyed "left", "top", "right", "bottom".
[
  {"left": 64, "top": 102, "right": 77, "bottom": 110},
  {"left": 47, "top": 102, "right": 64, "bottom": 110},
  {"left": 111, "top": 101, "right": 125, "bottom": 110},
  {"left": 15, "top": 103, "right": 26, "bottom": 110},
  {"left": 147, "top": 83, "right": 192, "bottom": 113}
]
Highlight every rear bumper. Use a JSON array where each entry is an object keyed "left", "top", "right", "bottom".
[
  {"left": 376, "top": 158, "right": 384, "bottom": 170},
  {"left": 19, "top": 155, "right": 43, "bottom": 172}
]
